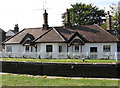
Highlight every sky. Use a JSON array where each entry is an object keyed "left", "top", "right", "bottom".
[{"left": 0, "top": 0, "right": 119, "bottom": 32}]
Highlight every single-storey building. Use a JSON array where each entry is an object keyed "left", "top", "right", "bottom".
[{"left": 3, "top": 9, "right": 119, "bottom": 59}]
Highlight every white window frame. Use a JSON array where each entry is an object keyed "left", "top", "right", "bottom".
[
  {"left": 90, "top": 47, "right": 97, "bottom": 53},
  {"left": 46, "top": 45, "right": 53, "bottom": 52},
  {"left": 25, "top": 46, "right": 29, "bottom": 52},
  {"left": 6, "top": 46, "right": 12, "bottom": 52},
  {"left": 103, "top": 45, "right": 111, "bottom": 52},
  {"left": 31, "top": 46, "right": 33, "bottom": 52},
  {"left": 75, "top": 46, "right": 79, "bottom": 52},
  {"left": 59, "top": 46, "right": 62, "bottom": 52}
]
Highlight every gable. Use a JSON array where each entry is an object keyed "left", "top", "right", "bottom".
[
  {"left": 20, "top": 33, "right": 35, "bottom": 45},
  {"left": 68, "top": 33, "right": 85, "bottom": 46},
  {"left": 68, "top": 32, "right": 87, "bottom": 43},
  {"left": 20, "top": 33, "right": 35, "bottom": 44},
  {"left": 6, "top": 30, "right": 15, "bottom": 36},
  {"left": 35, "top": 28, "right": 65, "bottom": 43}
]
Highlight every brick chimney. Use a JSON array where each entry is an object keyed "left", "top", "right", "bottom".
[
  {"left": 106, "top": 11, "right": 112, "bottom": 32},
  {"left": 14, "top": 24, "right": 19, "bottom": 33},
  {"left": 43, "top": 9, "right": 49, "bottom": 30},
  {"left": 65, "top": 9, "right": 71, "bottom": 28}
]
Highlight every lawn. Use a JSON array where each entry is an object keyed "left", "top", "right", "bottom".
[
  {"left": 0, "top": 58, "right": 119, "bottom": 63},
  {"left": 2, "top": 74, "right": 119, "bottom": 86}
]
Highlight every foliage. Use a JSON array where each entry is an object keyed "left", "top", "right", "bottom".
[
  {"left": 100, "top": 23, "right": 106, "bottom": 29},
  {"left": 110, "top": 2, "right": 120, "bottom": 38},
  {"left": 2, "top": 74, "right": 118, "bottom": 86},
  {"left": 62, "top": 3, "right": 106, "bottom": 26}
]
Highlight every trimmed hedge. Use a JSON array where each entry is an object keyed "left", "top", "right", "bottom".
[{"left": 1, "top": 61, "right": 119, "bottom": 78}]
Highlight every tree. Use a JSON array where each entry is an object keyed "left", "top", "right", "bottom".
[
  {"left": 110, "top": 1, "right": 120, "bottom": 38},
  {"left": 62, "top": 3, "right": 106, "bottom": 26}
]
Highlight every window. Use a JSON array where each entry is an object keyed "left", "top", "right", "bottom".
[
  {"left": 36, "top": 45, "right": 37, "bottom": 52},
  {"left": 59, "top": 46, "right": 62, "bottom": 52},
  {"left": 90, "top": 47, "right": 97, "bottom": 53},
  {"left": 25, "top": 46, "right": 29, "bottom": 52},
  {"left": 103, "top": 45, "right": 111, "bottom": 52},
  {"left": 31, "top": 46, "right": 33, "bottom": 52},
  {"left": 75, "top": 46, "right": 79, "bottom": 52},
  {"left": 80, "top": 46, "right": 82, "bottom": 53},
  {"left": 46, "top": 45, "right": 52, "bottom": 52},
  {"left": 117, "top": 44, "right": 120, "bottom": 52},
  {"left": 6, "top": 46, "right": 12, "bottom": 52}
]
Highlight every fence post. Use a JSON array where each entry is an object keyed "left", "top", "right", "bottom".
[{"left": 115, "top": 52, "right": 117, "bottom": 63}]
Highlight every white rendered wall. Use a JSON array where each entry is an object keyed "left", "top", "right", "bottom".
[
  {"left": 5, "top": 44, "right": 24, "bottom": 57},
  {"left": 82, "top": 43, "right": 117, "bottom": 53},
  {"left": 37, "top": 43, "right": 67, "bottom": 58},
  {"left": 4, "top": 42, "right": 117, "bottom": 59},
  {"left": 68, "top": 43, "right": 117, "bottom": 59}
]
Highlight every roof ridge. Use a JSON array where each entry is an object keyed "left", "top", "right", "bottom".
[
  {"left": 33, "top": 28, "right": 53, "bottom": 42},
  {"left": 24, "top": 27, "right": 43, "bottom": 29},
  {"left": 96, "top": 25, "right": 119, "bottom": 41},
  {"left": 53, "top": 27, "right": 65, "bottom": 41}
]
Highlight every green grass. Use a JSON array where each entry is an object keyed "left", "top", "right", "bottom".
[
  {"left": 2, "top": 74, "right": 119, "bottom": 86},
  {"left": 0, "top": 58, "right": 119, "bottom": 63}
]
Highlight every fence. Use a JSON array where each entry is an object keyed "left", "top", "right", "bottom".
[
  {"left": 2, "top": 61, "right": 119, "bottom": 78},
  {"left": 0, "top": 52, "right": 120, "bottom": 60}
]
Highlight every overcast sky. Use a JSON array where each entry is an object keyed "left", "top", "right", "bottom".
[{"left": 0, "top": 0, "right": 119, "bottom": 32}]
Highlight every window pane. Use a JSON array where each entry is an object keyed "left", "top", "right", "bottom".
[
  {"left": 75, "top": 46, "right": 79, "bottom": 52},
  {"left": 103, "top": 45, "right": 110, "bottom": 52},
  {"left": 31, "top": 47, "right": 33, "bottom": 52},
  {"left": 46, "top": 45, "right": 52, "bottom": 52},
  {"left": 59, "top": 46, "right": 62, "bottom": 52},
  {"left": 7, "top": 46, "right": 12, "bottom": 52},
  {"left": 90, "top": 47, "right": 97, "bottom": 53},
  {"left": 26, "top": 46, "right": 29, "bottom": 52},
  {"left": 80, "top": 46, "right": 82, "bottom": 53}
]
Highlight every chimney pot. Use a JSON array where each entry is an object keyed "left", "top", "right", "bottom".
[
  {"left": 107, "top": 11, "right": 109, "bottom": 15},
  {"left": 45, "top": 9, "right": 47, "bottom": 13}
]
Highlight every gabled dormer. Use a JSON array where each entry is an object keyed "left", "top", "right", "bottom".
[
  {"left": 20, "top": 33, "right": 35, "bottom": 46},
  {"left": 68, "top": 32, "right": 86, "bottom": 46}
]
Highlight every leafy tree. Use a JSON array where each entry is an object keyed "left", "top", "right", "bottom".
[
  {"left": 110, "top": 2, "right": 120, "bottom": 38},
  {"left": 62, "top": 3, "right": 106, "bottom": 26}
]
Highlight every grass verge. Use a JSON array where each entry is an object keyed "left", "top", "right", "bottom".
[
  {"left": 1, "top": 58, "right": 119, "bottom": 63},
  {"left": 2, "top": 74, "right": 119, "bottom": 86}
]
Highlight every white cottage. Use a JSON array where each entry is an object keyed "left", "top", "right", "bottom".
[{"left": 3, "top": 10, "right": 119, "bottom": 59}]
